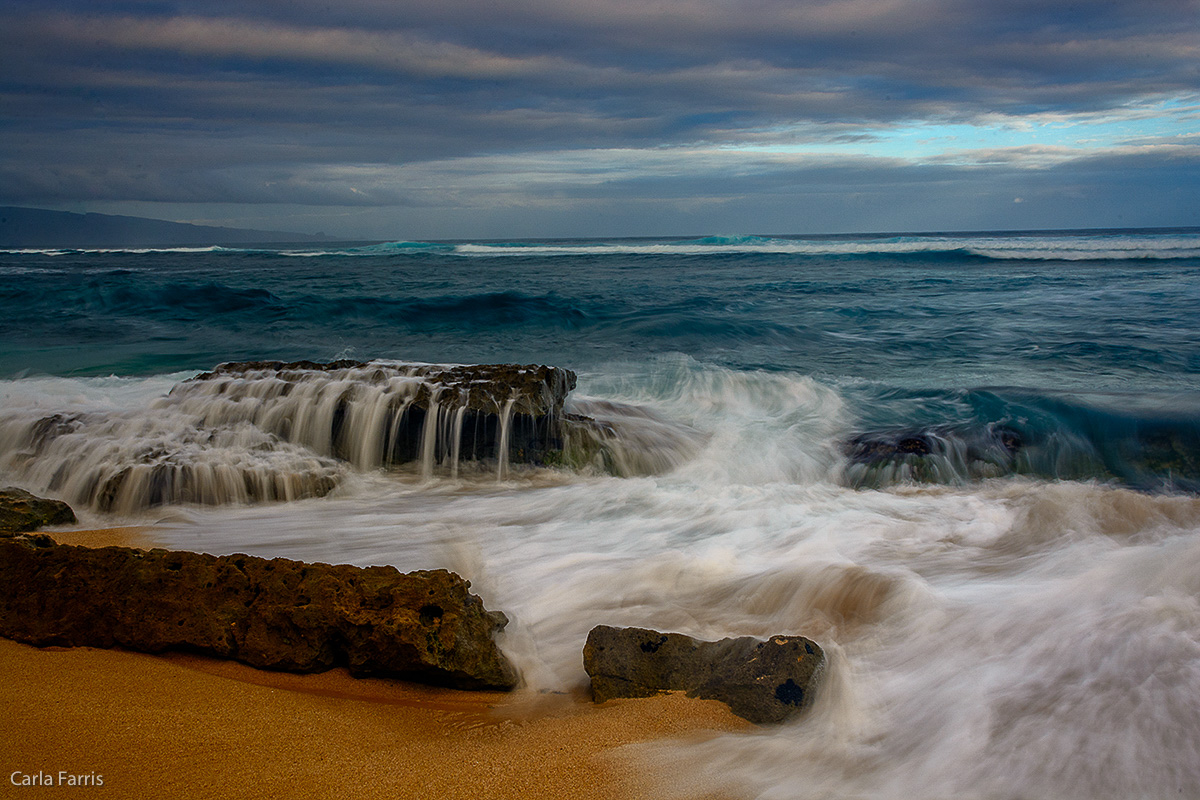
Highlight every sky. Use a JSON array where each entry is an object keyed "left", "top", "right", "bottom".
[{"left": 2, "top": 0, "right": 1199, "bottom": 239}]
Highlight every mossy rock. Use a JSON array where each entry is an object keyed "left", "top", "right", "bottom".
[{"left": 0, "top": 488, "right": 76, "bottom": 534}]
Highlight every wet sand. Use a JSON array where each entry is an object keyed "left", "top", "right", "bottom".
[
  {"left": 1, "top": 528, "right": 750, "bottom": 799},
  {"left": 39, "top": 525, "right": 155, "bottom": 549}
]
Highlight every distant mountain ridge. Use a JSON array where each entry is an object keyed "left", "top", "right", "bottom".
[{"left": 0, "top": 207, "right": 332, "bottom": 248}]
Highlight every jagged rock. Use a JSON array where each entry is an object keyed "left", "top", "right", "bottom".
[
  {"left": 0, "top": 488, "right": 76, "bottom": 533},
  {"left": 0, "top": 536, "right": 518, "bottom": 690},
  {"left": 583, "top": 625, "right": 825, "bottom": 724}
]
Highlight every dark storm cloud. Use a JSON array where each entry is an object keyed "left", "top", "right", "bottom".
[{"left": 0, "top": 0, "right": 1197, "bottom": 233}]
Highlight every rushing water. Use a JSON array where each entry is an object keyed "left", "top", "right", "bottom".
[{"left": 3, "top": 228, "right": 1200, "bottom": 798}]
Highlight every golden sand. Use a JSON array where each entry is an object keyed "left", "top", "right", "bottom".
[
  {"left": 39, "top": 525, "right": 155, "bottom": 549},
  {"left": 2, "top": 529, "right": 751, "bottom": 799}
]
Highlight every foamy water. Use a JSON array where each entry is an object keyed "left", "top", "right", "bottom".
[
  {"left": 3, "top": 228, "right": 1199, "bottom": 798},
  {"left": 3, "top": 361, "right": 1198, "bottom": 798}
]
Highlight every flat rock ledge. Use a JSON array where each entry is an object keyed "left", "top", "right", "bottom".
[
  {"left": 190, "top": 359, "right": 578, "bottom": 420},
  {"left": 0, "top": 487, "right": 76, "bottom": 532},
  {"left": 183, "top": 359, "right": 582, "bottom": 470},
  {"left": 0, "top": 534, "right": 518, "bottom": 691},
  {"left": 583, "top": 625, "right": 825, "bottom": 724}
]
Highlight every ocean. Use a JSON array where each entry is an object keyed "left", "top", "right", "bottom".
[{"left": 3, "top": 228, "right": 1200, "bottom": 798}]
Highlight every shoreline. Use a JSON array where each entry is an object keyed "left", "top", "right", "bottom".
[
  {"left": 2, "top": 527, "right": 751, "bottom": 799},
  {"left": 37, "top": 525, "right": 156, "bottom": 549}
]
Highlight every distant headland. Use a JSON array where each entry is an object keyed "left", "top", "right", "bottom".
[{"left": 0, "top": 207, "right": 333, "bottom": 248}]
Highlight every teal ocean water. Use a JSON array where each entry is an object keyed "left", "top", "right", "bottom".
[{"left": 3, "top": 228, "right": 1200, "bottom": 797}]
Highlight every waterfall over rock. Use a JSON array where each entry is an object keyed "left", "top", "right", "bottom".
[
  {"left": 180, "top": 359, "right": 579, "bottom": 472},
  {"left": 0, "top": 359, "right": 598, "bottom": 513}
]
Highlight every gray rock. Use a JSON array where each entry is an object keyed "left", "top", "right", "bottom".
[
  {"left": 0, "top": 487, "right": 76, "bottom": 533},
  {"left": 0, "top": 535, "right": 518, "bottom": 690},
  {"left": 583, "top": 625, "right": 825, "bottom": 724}
]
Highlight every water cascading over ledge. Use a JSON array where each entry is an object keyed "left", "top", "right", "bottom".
[
  {"left": 0, "top": 360, "right": 589, "bottom": 513},
  {"left": 180, "top": 359, "right": 580, "bottom": 476}
]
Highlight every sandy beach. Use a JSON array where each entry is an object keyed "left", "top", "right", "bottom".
[{"left": 2, "top": 529, "right": 750, "bottom": 799}]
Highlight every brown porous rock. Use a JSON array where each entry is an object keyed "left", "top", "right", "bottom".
[{"left": 0, "top": 535, "right": 518, "bottom": 690}]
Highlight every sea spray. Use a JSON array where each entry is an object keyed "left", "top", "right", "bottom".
[{"left": 574, "top": 357, "right": 848, "bottom": 485}]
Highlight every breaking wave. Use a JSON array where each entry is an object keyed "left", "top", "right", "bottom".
[
  {"left": 7, "top": 227, "right": 1198, "bottom": 261},
  {"left": 2, "top": 360, "right": 1199, "bottom": 516}
]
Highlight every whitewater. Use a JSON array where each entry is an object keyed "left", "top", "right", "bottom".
[{"left": 3, "top": 227, "right": 1200, "bottom": 799}]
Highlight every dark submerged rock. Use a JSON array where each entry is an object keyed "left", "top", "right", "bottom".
[
  {"left": 0, "top": 487, "right": 76, "bottom": 533},
  {"left": 844, "top": 426, "right": 1024, "bottom": 463},
  {"left": 1127, "top": 425, "right": 1200, "bottom": 491},
  {"left": 0, "top": 535, "right": 518, "bottom": 690},
  {"left": 583, "top": 625, "right": 825, "bottom": 724},
  {"left": 843, "top": 425, "right": 1024, "bottom": 486}
]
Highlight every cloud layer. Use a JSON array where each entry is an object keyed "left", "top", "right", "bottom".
[{"left": 2, "top": 0, "right": 1198, "bottom": 236}]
